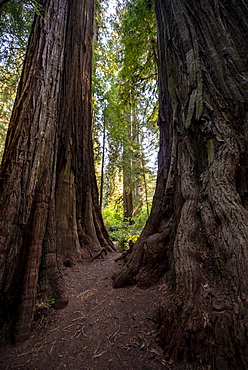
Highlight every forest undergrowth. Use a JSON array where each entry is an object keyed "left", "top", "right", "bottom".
[{"left": 103, "top": 206, "right": 148, "bottom": 251}]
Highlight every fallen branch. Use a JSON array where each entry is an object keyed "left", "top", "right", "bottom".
[{"left": 89, "top": 247, "right": 107, "bottom": 261}]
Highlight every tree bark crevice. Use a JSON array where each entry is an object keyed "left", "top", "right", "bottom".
[
  {"left": 113, "top": 0, "right": 248, "bottom": 367},
  {"left": 0, "top": 0, "right": 114, "bottom": 342}
]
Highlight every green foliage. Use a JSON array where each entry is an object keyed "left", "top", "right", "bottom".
[
  {"left": 103, "top": 204, "right": 148, "bottom": 250},
  {"left": 116, "top": 0, "right": 158, "bottom": 105},
  {"left": 36, "top": 297, "right": 55, "bottom": 308},
  {"left": 92, "top": 0, "right": 159, "bottom": 222},
  {"left": 0, "top": 1, "right": 38, "bottom": 71}
]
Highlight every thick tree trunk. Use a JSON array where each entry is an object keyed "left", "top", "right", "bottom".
[
  {"left": 55, "top": 0, "right": 115, "bottom": 261},
  {"left": 113, "top": 0, "right": 248, "bottom": 368},
  {"left": 0, "top": 0, "right": 114, "bottom": 343},
  {"left": 0, "top": 0, "right": 69, "bottom": 342}
]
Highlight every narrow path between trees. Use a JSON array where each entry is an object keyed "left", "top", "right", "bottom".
[{"left": 1, "top": 253, "right": 168, "bottom": 369}]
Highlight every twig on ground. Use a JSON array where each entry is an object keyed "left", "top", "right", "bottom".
[
  {"left": 81, "top": 326, "right": 87, "bottom": 337},
  {"left": 93, "top": 349, "right": 107, "bottom": 358},
  {"left": 115, "top": 350, "right": 122, "bottom": 362},
  {"left": 17, "top": 350, "right": 34, "bottom": 357},
  {"left": 50, "top": 326, "right": 60, "bottom": 333},
  {"left": 77, "top": 289, "right": 96, "bottom": 301},
  {"left": 48, "top": 341, "right": 57, "bottom": 355},
  {"left": 72, "top": 316, "right": 86, "bottom": 322},
  {"left": 63, "top": 322, "right": 80, "bottom": 330},
  {"left": 14, "top": 359, "right": 31, "bottom": 369},
  {"left": 92, "top": 298, "right": 108, "bottom": 310}
]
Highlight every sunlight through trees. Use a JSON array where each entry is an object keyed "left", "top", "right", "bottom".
[{"left": 92, "top": 0, "right": 159, "bottom": 238}]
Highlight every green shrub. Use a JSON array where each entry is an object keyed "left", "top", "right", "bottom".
[{"left": 102, "top": 205, "right": 148, "bottom": 251}]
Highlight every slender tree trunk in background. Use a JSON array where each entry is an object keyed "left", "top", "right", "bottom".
[
  {"left": 141, "top": 154, "right": 149, "bottom": 217},
  {"left": 132, "top": 112, "right": 143, "bottom": 218},
  {"left": 113, "top": 0, "right": 248, "bottom": 368},
  {"left": 99, "top": 114, "right": 106, "bottom": 210},
  {"left": 123, "top": 101, "right": 143, "bottom": 221},
  {"left": 123, "top": 150, "right": 133, "bottom": 221},
  {"left": 123, "top": 107, "right": 134, "bottom": 221},
  {"left": 0, "top": 0, "right": 114, "bottom": 343}
]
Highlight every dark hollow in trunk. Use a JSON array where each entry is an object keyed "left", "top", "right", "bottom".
[{"left": 113, "top": 0, "right": 248, "bottom": 368}]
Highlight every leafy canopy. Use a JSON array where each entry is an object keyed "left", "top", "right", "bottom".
[
  {"left": 93, "top": 0, "right": 159, "bottom": 247},
  {"left": 0, "top": 0, "right": 40, "bottom": 161}
]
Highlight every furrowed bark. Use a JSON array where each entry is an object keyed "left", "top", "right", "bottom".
[
  {"left": 113, "top": 0, "right": 248, "bottom": 367},
  {"left": 0, "top": 0, "right": 69, "bottom": 341},
  {"left": 0, "top": 0, "right": 114, "bottom": 343},
  {"left": 56, "top": 0, "right": 115, "bottom": 256}
]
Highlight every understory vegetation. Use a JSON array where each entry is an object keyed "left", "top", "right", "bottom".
[
  {"left": 93, "top": 0, "right": 158, "bottom": 241},
  {"left": 102, "top": 204, "right": 148, "bottom": 250}
]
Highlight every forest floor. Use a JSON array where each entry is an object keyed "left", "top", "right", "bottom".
[{"left": 0, "top": 252, "right": 173, "bottom": 370}]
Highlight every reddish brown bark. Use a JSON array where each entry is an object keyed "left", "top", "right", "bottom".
[
  {"left": 113, "top": 0, "right": 248, "bottom": 368},
  {"left": 0, "top": 0, "right": 114, "bottom": 343}
]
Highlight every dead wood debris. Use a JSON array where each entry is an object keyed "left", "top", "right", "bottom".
[
  {"left": 89, "top": 247, "right": 107, "bottom": 261},
  {"left": 93, "top": 349, "right": 108, "bottom": 358},
  {"left": 76, "top": 288, "right": 96, "bottom": 301}
]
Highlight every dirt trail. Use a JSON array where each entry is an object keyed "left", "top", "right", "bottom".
[{"left": 0, "top": 252, "right": 168, "bottom": 370}]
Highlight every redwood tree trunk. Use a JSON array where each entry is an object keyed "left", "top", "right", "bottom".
[
  {"left": 113, "top": 0, "right": 248, "bottom": 368},
  {"left": 0, "top": 0, "right": 114, "bottom": 343},
  {"left": 123, "top": 177, "right": 133, "bottom": 221}
]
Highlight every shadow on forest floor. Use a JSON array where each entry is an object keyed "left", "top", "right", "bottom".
[{"left": 0, "top": 252, "right": 172, "bottom": 369}]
